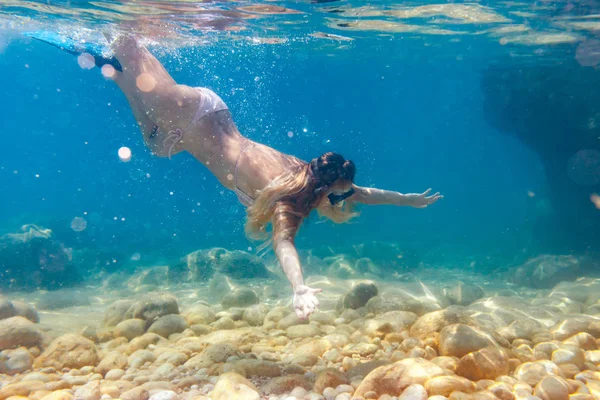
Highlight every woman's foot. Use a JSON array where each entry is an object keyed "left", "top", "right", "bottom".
[{"left": 25, "top": 30, "right": 122, "bottom": 71}]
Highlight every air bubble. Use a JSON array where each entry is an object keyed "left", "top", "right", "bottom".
[
  {"left": 118, "top": 147, "right": 132, "bottom": 162},
  {"left": 70, "top": 217, "right": 87, "bottom": 232},
  {"left": 101, "top": 64, "right": 116, "bottom": 78},
  {"left": 591, "top": 193, "right": 600, "bottom": 209},
  {"left": 136, "top": 73, "right": 156, "bottom": 92},
  {"left": 576, "top": 39, "right": 600, "bottom": 67},
  {"left": 77, "top": 53, "right": 95, "bottom": 69}
]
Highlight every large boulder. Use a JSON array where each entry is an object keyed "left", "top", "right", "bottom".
[
  {"left": 0, "top": 225, "right": 79, "bottom": 291},
  {"left": 0, "top": 316, "right": 44, "bottom": 350},
  {"left": 339, "top": 281, "right": 379, "bottom": 310},
  {"left": 124, "top": 293, "right": 179, "bottom": 327}
]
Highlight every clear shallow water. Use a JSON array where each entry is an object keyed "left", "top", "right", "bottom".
[
  {"left": 2, "top": 2, "right": 600, "bottom": 399},
  {"left": 0, "top": 1, "right": 598, "bottom": 286}
]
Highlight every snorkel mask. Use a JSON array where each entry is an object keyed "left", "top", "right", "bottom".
[
  {"left": 309, "top": 155, "right": 356, "bottom": 206},
  {"left": 328, "top": 187, "right": 355, "bottom": 205}
]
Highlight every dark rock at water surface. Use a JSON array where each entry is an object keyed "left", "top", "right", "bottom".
[{"left": 0, "top": 225, "right": 80, "bottom": 291}]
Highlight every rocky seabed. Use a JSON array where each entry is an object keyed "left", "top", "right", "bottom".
[{"left": 2, "top": 275, "right": 600, "bottom": 400}]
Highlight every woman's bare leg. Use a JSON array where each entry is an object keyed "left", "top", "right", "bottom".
[
  {"left": 105, "top": 34, "right": 247, "bottom": 187},
  {"left": 107, "top": 35, "right": 201, "bottom": 156}
]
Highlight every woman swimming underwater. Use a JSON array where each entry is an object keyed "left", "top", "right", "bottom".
[{"left": 33, "top": 34, "right": 443, "bottom": 319}]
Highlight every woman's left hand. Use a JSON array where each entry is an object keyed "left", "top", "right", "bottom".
[
  {"left": 293, "top": 285, "right": 322, "bottom": 320},
  {"left": 405, "top": 188, "right": 443, "bottom": 208}
]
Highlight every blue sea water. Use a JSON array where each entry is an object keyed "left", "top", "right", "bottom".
[
  {"left": 5, "top": 3, "right": 600, "bottom": 398},
  {"left": 0, "top": 0, "right": 598, "bottom": 283}
]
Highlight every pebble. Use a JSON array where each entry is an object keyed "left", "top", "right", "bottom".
[
  {"left": 314, "top": 369, "right": 350, "bottom": 394},
  {"left": 149, "top": 390, "right": 179, "bottom": 400},
  {"left": 399, "top": 384, "right": 428, "bottom": 400},
  {"left": 114, "top": 318, "right": 146, "bottom": 340},
  {"left": 514, "top": 360, "right": 564, "bottom": 386},
  {"left": 533, "top": 376, "right": 570, "bottom": 400},
  {"left": 105, "top": 368, "right": 126, "bottom": 380},
  {"left": 148, "top": 314, "right": 189, "bottom": 338},
  {"left": 0, "top": 347, "right": 33, "bottom": 375},
  {"left": 456, "top": 346, "right": 510, "bottom": 380},
  {"left": 439, "top": 324, "right": 498, "bottom": 358}
]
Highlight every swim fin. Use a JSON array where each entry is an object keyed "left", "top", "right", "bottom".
[{"left": 24, "top": 31, "right": 123, "bottom": 72}]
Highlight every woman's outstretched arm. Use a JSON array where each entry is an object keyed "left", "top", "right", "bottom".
[
  {"left": 272, "top": 203, "right": 322, "bottom": 319},
  {"left": 351, "top": 186, "right": 443, "bottom": 208}
]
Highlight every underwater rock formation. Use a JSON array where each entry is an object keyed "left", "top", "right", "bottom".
[
  {"left": 309, "top": 241, "right": 421, "bottom": 275},
  {"left": 481, "top": 62, "right": 600, "bottom": 251},
  {"left": 509, "top": 254, "right": 594, "bottom": 289},
  {"left": 183, "top": 248, "right": 271, "bottom": 280},
  {"left": 120, "top": 247, "right": 273, "bottom": 293},
  {"left": 0, "top": 225, "right": 80, "bottom": 291},
  {"left": 119, "top": 247, "right": 272, "bottom": 289}
]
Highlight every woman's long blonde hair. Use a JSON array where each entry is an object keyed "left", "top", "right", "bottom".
[{"left": 245, "top": 152, "right": 358, "bottom": 246}]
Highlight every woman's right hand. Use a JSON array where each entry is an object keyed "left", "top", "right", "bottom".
[{"left": 293, "top": 285, "right": 322, "bottom": 319}]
